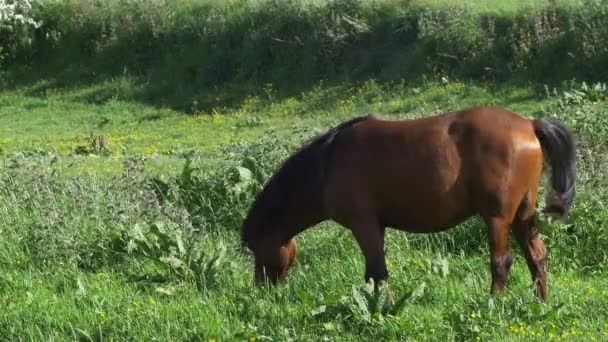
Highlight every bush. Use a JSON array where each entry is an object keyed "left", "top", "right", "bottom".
[
  {"left": 2, "top": 0, "right": 608, "bottom": 110},
  {"left": 0, "top": 0, "right": 41, "bottom": 65}
]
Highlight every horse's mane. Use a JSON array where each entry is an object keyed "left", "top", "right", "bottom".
[{"left": 240, "top": 115, "right": 372, "bottom": 247}]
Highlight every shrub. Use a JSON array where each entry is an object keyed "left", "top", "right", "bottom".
[
  {"left": 2, "top": 0, "right": 608, "bottom": 110},
  {"left": 0, "top": 0, "right": 41, "bottom": 65}
]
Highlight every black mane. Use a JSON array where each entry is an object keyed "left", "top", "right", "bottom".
[{"left": 240, "top": 115, "right": 372, "bottom": 247}]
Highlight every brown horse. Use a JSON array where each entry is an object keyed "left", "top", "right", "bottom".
[{"left": 240, "top": 106, "right": 576, "bottom": 301}]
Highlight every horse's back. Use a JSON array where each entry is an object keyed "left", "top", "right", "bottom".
[
  {"left": 324, "top": 110, "right": 467, "bottom": 230},
  {"left": 324, "top": 106, "right": 544, "bottom": 231}
]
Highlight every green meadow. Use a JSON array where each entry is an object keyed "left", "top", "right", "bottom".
[{"left": 1, "top": 0, "right": 608, "bottom": 340}]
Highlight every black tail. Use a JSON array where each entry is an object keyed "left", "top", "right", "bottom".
[{"left": 533, "top": 118, "right": 576, "bottom": 219}]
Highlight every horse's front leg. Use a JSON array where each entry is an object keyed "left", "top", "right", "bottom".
[{"left": 350, "top": 219, "right": 388, "bottom": 286}]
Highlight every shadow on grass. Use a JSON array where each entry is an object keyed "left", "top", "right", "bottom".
[{"left": 2, "top": 36, "right": 591, "bottom": 117}]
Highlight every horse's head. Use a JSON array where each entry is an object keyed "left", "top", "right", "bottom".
[{"left": 247, "top": 237, "right": 297, "bottom": 284}]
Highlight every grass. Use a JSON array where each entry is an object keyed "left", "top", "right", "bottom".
[
  {"left": 0, "top": 78, "right": 555, "bottom": 165},
  {"left": 1, "top": 227, "right": 607, "bottom": 341},
  {"left": 3, "top": 1, "right": 608, "bottom": 340},
  {"left": 1, "top": 75, "right": 608, "bottom": 340}
]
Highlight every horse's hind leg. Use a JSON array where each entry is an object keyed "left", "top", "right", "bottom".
[
  {"left": 484, "top": 216, "right": 514, "bottom": 295},
  {"left": 512, "top": 193, "right": 548, "bottom": 301}
]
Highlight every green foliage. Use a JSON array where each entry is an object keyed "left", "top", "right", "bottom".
[
  {"left": 349, "top": 280, "right": 427, "bottom": 323},
  {"left": 125, "top": 220, "right": 228, "bottom": 292},
  {"left": 416, "top": 3, "right": 490, "bottom": 71},
  {"left": 543, "top": 80, "right": 608, "bottom": 147},
  {"left": 2, "top": 0, "right": 608, "bottom": 110},
  {"left": 0, "top": 0, "right": 41, "bottom": 65},
  {"left": 557, "top": 81, "right": 608, "bottom": 106}
]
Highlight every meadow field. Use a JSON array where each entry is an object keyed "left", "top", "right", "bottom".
[{"left": 1, "top": 0, "right": 608, "bottom": 341}]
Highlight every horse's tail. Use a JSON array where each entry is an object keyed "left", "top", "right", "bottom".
[{"left": 532, "top": 118, "right": 576, "bottom": 219}]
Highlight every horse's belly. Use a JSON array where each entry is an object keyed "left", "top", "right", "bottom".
[
  {"left": 377, "top": 189, "right": 473, "bottom": 233},
  {"left": 382, "top": 209, "right": 472, "bottom": 233}
]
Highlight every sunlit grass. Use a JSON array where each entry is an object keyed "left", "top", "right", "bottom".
[
  {"left": 1, "top": 77, "right": 607, "bottom": 340},
  {"left": 409, "top": 0, "right": 584, "bottom": 15},
  {"left": 0, "top": 78, "right": 559, "bottom": 175}
]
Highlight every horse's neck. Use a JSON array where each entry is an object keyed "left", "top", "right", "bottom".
[
  {"left": 276, "top": 198, "right": 327, "bottom": 242},
  {"left": 256, "top": 164, "right": 328, "bottom": 243}
]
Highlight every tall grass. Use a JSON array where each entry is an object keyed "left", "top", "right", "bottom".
[{"left": 1, "top": 79, "right": 606, "bottom": 276}]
